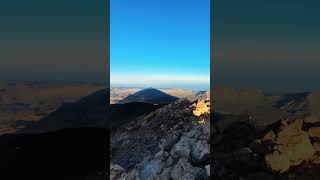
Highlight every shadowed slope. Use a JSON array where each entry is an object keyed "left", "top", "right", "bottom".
[
  {"left": 117, "top": 88, "right": 178, "bottom": 104},
  {"left": 0, "top": 88, "right": 109, "bottom": 179},
  {"left": 110, "top": 102, "right": 165, "bottom": 129},
  {"left": 17, "top": 89, "right": 108, "bottom": 134}
]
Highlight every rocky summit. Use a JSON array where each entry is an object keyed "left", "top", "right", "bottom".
[
  {"left": 213, "top": 113, "right": 320, "bottom": 180},
  {"left": 110, "top": 98, "right": 210, "bottom": 180}
]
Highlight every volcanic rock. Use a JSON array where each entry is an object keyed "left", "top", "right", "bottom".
[
  {"left": 192, "top": 99, "right": 210, "bottom": 117},
  {"left": 264, "top": 119, "right": 315, "bottom": 173},
  {"left": 170, "top": 158, "right": 207, "bottom": 180}
]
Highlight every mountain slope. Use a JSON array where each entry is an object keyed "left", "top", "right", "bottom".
[{"left": 17, "top": 89, "right": 108, "bottom": 134}]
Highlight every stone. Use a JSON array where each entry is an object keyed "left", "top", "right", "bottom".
[
  {"left": 154, "top": 151, "right": 170, "bottom": 161},
  {"left": 110, "top": 164, "right": 126, "bottom": 180},
  {"left": 139, "top": 160, "right": 161, "bottom": 180},
  {"left": 170, "top": 135, "right": 194, "bottom": 160},
  {"left": 308, "top": 127, "right": 320, "bottom": 138},
  {"left": 121, "top": 169, "right": 140, "bottom": 180},
  {"left": 265, "top": 151, "right": 290, "bottom": 174},
  {"left": 160, "top": 132, "right": 181, "bottom": 151},
  {"left": 157, "top": 167, "right": 171, "bottom": 180},
  {"left": 304, "top": 115, "right": 320, "bottom": 124},
  {"left": 192, "top": 99, "right": 210, "bottom": 117},
  {"left": 264, "top": 119, "right": 315, "bottom": 173},
  {"left": 170, "top": 158, "right": 206, "bottom": 180},
  {"left": 191, "top": 139, "right": 210, "bottom": 163}
]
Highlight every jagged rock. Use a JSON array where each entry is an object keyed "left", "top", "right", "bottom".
[
  {"left": 111, "top": 98, "right": 210, "bottom": 180},
  {"left": 139, "top": 160, "right": 161, "bottom": 180},
  {"left": 308, "top": 127, "right": 320, "bottom": 138},
  {"left": 170, "top": 135, "right": 194, "bottom": 160},
  {"left": 170, "top": 125, "right": 209, "bottom": 161},
  {"left": 265, "top": 151, "right": 291, "bottom": 174},
  {"left": 170, "top": 158, "right": 206, "bottom": 180},
  {"left": 158, "top": 167, "right": 172, "bottom": 180},
  {"left": 191, "top": 139, "right": 210, "bottom": 163},
  {"left": 159, "top": 131, "right": 182, "bottom": 151},
  {"left": 138, "top": 151, "right": 175, "bottom": 180},
  {"left": 304, "top": 115, "right": 320, "bottom": 124},
  {"left": 264, "top": 119, "right": 315, "bottom": 173},
  {"left": 192, "top": 99, "right": 210, "bottom": 117},
  {"left": 122, "top": 169, "right": 140, "bottom": 180},
  {"left": 110, "top": 164, "right": 126, "bottom": 180}
]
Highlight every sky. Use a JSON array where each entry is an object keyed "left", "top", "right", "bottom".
[
  {"left": 213, "top": 0, "right": 320, "bottom": 92},
  {"left": 0, "top": 0, "right": 107, "bottom": 84},
  {"left": 110, "top": 0, "right": 210, "bottom": 90}
]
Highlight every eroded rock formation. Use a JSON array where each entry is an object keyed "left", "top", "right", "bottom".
[{"left": 110, "top": 99, "right": 210, "bottom": 180}]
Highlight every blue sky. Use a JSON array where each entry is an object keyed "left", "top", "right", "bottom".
[{"left": 110, "top": 0, "right": 210, "bottom": 90}]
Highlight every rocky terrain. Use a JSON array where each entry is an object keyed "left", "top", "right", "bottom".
[
  {"left": 110, "top": 97, "right": 211, "bottom": 179},
  {"left": 212, "top": 86, "right": 320, "bottom": 180}
]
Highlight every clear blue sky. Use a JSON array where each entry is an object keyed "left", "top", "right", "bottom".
[{"left": 110, "top": 0, "right": 210, "bottom": 90}]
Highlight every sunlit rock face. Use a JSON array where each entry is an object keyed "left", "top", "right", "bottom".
[
  {"left": 264, "top": 119, "right": 315, "bottom": 173},
  {"left": 192, "top": 99, "right": 210, "bottom": 117}
]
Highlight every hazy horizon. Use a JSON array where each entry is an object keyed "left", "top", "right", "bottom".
[{"left": 110, "top": 83, "right": 209, "bottom": 91}]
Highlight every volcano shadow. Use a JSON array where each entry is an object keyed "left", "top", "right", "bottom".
[
  {"left": 17, "top": 88, "right": 108, "bottom": 134},
  {"left": 0, "top": 89, "right": 109, "bottom": 178}
]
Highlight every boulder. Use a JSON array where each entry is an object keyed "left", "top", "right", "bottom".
[
  {"left": 192, "top": 99, "right": 210, "bottom": 117},
  {"left": 158, "top": 167, "right": 171, "bottom": 180},
  {"left": 191, "top": 139, "right": 210, "bottom": 163},
  {"left": 264, "top": 119, "right": 315, "bottom": 173},
  {"left": 121, "top": 169, "right": 140, "bottom": 180},
  {"left": 138, "top": 151, "right": 175, "bottom": 180},
  {"left": 110, "top": 164, "right": 126, "bottom": 180},
  {"left": 170, "top": 135, "right": 194, "bottom": 159},
  {"left": 170, "top": 158, "right": 206, "bottom": 180},
  {"left": 159, "top": 131, "right": 181, "bottom": 151}
]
